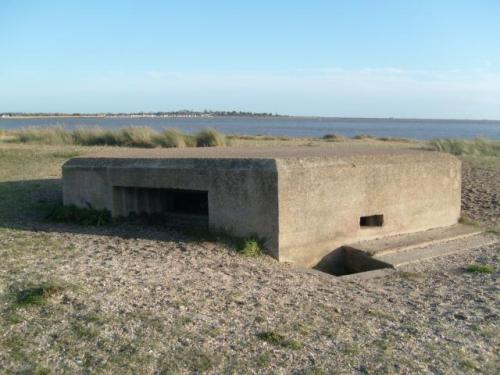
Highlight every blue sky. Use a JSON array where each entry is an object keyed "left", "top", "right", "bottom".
[{"left": 1, "top": 0, "right": 499, "bottom": 118}]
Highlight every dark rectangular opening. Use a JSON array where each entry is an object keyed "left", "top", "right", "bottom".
[
  {"left": 360, "top": 214, "right": 384, "bottom": 227},
  {"left": 113, "top": 187, "right": 208, "bottom": 228},
  {"left": 314, "top": 246, "right": 391, "bottom": 277}
]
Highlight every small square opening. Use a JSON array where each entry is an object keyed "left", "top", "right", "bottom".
[{"left": 360, "top": 214, "right": 384, "bottom": 227}]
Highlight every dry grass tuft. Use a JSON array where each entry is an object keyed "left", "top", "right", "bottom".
[
  {"left": 119, "top": 126, "right": 157, "bottom": 148},
  {"left": 72, "top": 126, "right": 121, "bottom": 146},
  {"left": 15, "top": 126, "right": 73, "bottom": 145},
  {"left": 160, "top": 128, "right": 188, "bottom": 148},
  {"left": 195, "top": 128, "right": 228, "bottom": 147}
]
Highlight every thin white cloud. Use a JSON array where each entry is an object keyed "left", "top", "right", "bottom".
[{"left": 1, "top": 67, "right": 500, "bottom": 118}]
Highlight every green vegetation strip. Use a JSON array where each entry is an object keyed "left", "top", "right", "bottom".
[
  {"left": 1, "top": 126, "right": 228, "bottom": 148},
  {"left": 428, "top": 138, "right": 500, "bottom": 157}
]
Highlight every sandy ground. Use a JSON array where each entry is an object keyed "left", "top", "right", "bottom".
[
  {"left": 462, "top": 163, "right": 500, "bottom": 227},
  {"left": 0, "top": 143, "right": 498, "bottom": 374}
]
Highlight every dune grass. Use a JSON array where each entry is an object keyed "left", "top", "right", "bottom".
[
  {"left": 195, "top": 128, "right": 228, "bottom": 147},
  {"left": 428, "top": 138, "right": 500, "bottom": 157},
  {"left": 2, "top": 126, "right": 229, "bottom": 148}
]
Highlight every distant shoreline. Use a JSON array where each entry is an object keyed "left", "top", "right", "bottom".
[{"left": 1, "top": 115, "right": 500, "bottom": 123}]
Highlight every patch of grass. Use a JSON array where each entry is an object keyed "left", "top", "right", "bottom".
[
  {"left": 486, "top": 227, "right": 500, "bottom": 236},
  {"left": 71, "top": 322, "right": 98, "bottom": 339},
  {"left": 367, "top": 309, "right": 393, "bottom": 320},
  {"left": 303, "top": 366, "right": 326, "bottom": 375},
  {"left": 322, "top": 133, "right": 345, "bottom": 142},
  {"left": 182, "top": 228, "right": 264, "bottom": 257},
  {"left": 376, "top": 136, "right": 411, "bottom": 142},
  {"left": 458, "top": 215, "right": 481, "bottom": 226},
  {"left": 352, "top": 134, "right": 374, "bottom": 140},
  {"left": 428, "top": 138, "right": 500, "bottom": 157},
  {"left": 10, "top": 281, "right": 64, "bottom": 307},
  {"left": 466, "top": 264, "right": 494, "bottom": 274},
  {"left": 254, "top": 316, "right": 265, "bottom": 323},
  {"left": 46, "top": 204, "right": 111, "bottom": 226},
  {"left": 255, "top": 352, "right": 272, "bottom": 367},
  {"left": 256, "top": 330, "right": 304, "bottom": 349},
  {"left": 237, "top": 236, "right": 263, "bottom": 257},
  {"left": 352, "top": 134, "right": 411, "bottom": 142},
  {"left": 195, "top": 128, "right": 227, "bottom": 147},
  {"left": 342, "top": 342, "right": 361, "bottom": 355},
  {"left": 461, "top": 359, "right": 480, "bottom": 371}
]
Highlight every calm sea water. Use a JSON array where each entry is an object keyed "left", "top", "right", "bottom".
[{"left": 1, "top": 116, "right": 499, "bottom": 140}]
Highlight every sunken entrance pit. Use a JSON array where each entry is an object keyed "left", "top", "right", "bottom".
[{"left": 62, "top": 145, "right": 461, "bottom": 268}]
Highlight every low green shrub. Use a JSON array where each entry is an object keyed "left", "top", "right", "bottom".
[
  {"left": 46, "top": 204, "right": 111, "bottom": 226},
  {"left": 466, "top": 264, "right": 494, "bottom": 274}
]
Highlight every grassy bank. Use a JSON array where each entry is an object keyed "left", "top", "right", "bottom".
[
  {"left": 2, "top": 126, "right": 228, "bottom": 148},
  {"left": 428, "top": 138, "right": 500, "bottom": 157}
]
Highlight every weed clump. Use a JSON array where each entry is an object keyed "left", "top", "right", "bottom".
[
  {"left": 466, "top": 264, "right": 494, "bottom": 274},
  {"left": 256, "top": 330, "right": 303, "bottom": 349},
  {"left": 46, "top": 204, "right": 111, "bottom": 226},
  {"left": 237, "top": 236, "right": 263, "bottom": 257},
  {"left": 10, "top": 282, "right": 64, "bottom": 307}
]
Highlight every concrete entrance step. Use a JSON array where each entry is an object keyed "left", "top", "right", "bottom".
[
  {"left": 350, "top": 224, "right": 483, "bottom": 258},
  {"left": 373, "top": 233, "right": 498, "bottom": 268}
]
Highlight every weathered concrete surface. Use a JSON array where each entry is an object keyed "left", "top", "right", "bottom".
[
  {"left": 341, "top": 227, "right": 498, "bottom": 271},
  {"left": 63, "top": 146, "right": 461, "bottom": 267},
  {"left": 347, "top": 224, "right": 482, "bottom": 257}
]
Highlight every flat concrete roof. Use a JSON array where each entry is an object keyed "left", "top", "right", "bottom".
[{"left": 79, "top": 145, "right": 440, "bottom": 161}]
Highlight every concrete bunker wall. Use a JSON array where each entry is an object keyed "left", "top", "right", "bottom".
[
  {"left": 276, "top": 154, "right": 461, "bottom": 267},
  {"left": 62, "top": 158, "right": 280, "bottom": 256}
]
